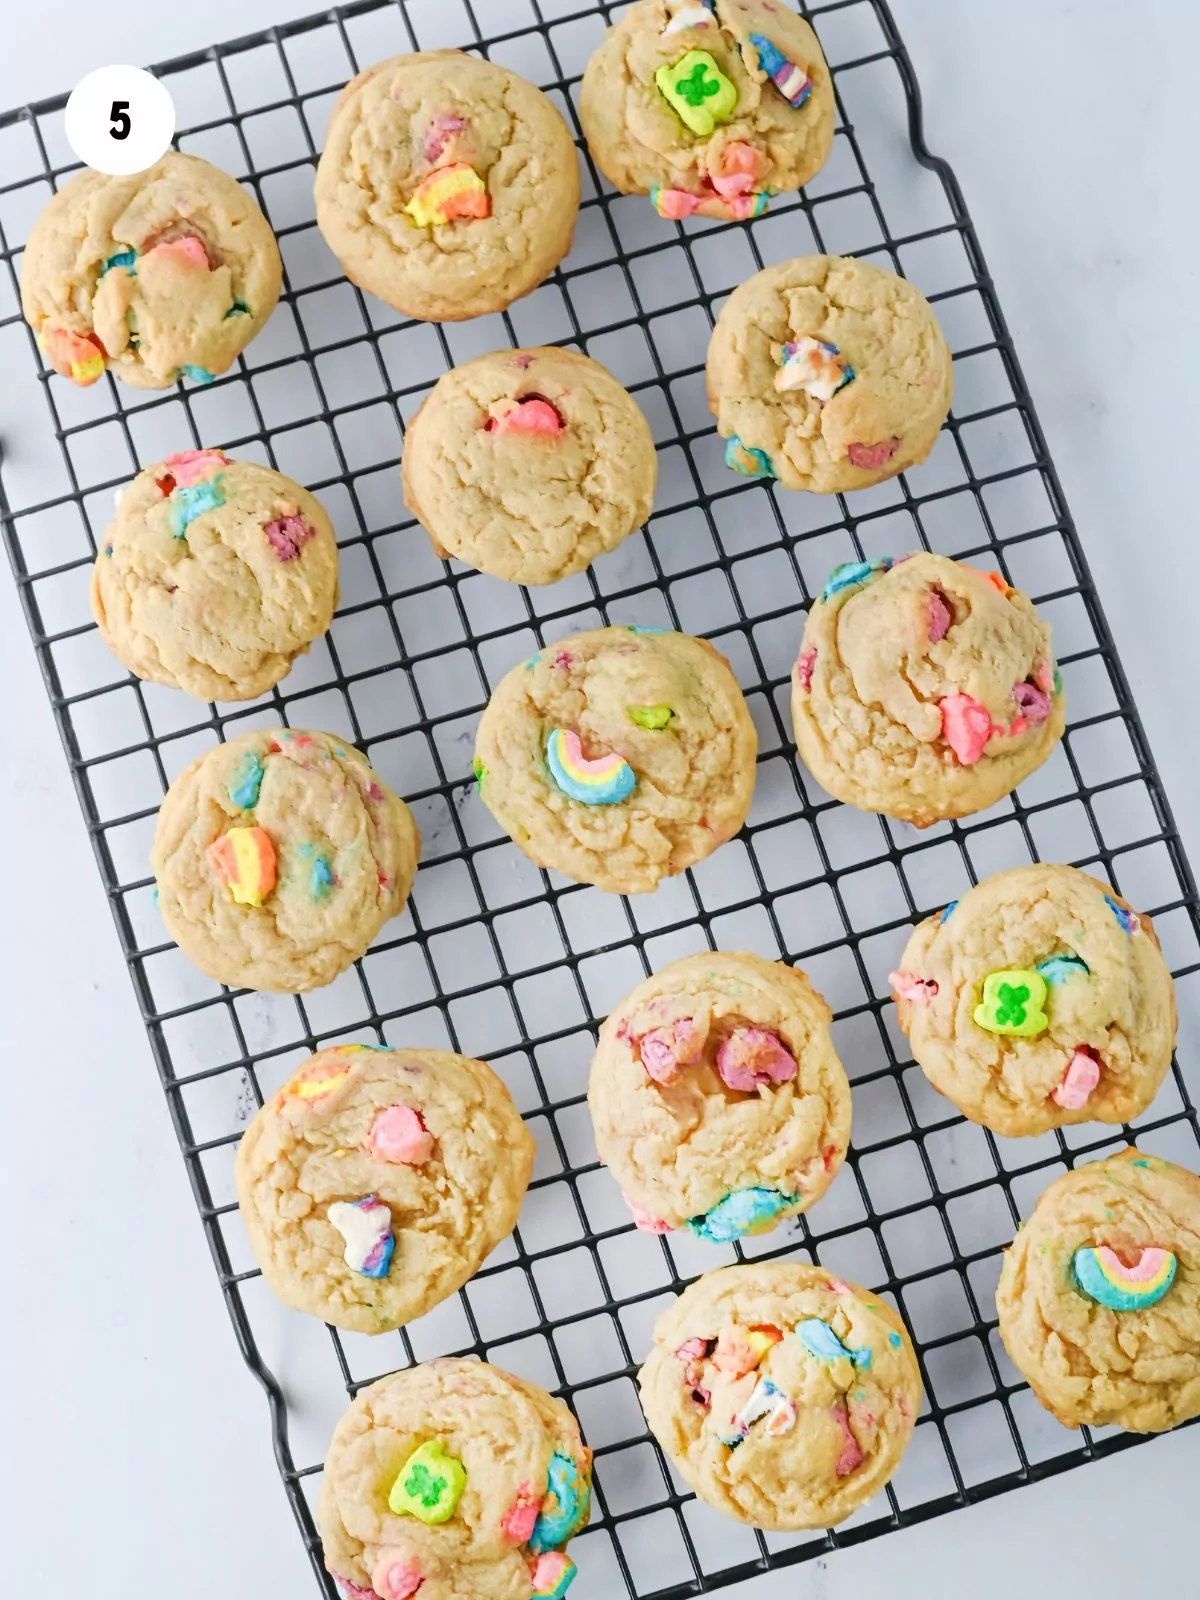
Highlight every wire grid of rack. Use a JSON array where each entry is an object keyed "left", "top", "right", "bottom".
[{"left": 2, "top": 0, "right": 1200, "bottom": 1595}]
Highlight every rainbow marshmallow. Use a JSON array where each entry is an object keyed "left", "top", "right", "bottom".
[
  {"left": 210, "top": 825, "right": 277, "bottom": 907},
  {"left": 1074, "top": 1244, "right": 1176, "bottom": 1311},
  {"left": 165, "top": 448, "right": 228, "bottom": 488},
  {"left": 775, "top": 336, "right": 854, "bottom": 402},
  {"left": 327, "top": 1194, "right": 395, "bottom": 1279},
  {"left": 405, "top": 163, "right": 491, "bottom": 227},
  {"left": 749, "top": 33, "right": 813, "bottom": 109},
  {"left": 281, "top": 1053, "right": 355, "bottom": 1108},
  {"left": 39, "top": 324, "right": 107, "bottom": 386},
  {"left": 531, "top": 1552, "right": 578, "bottom": 1599},
  {"left": 725, "top": 435, "right": 776, "bottom": 479},
  {"left": 546, "top": 728, "right": 636, "bottom": 805}
]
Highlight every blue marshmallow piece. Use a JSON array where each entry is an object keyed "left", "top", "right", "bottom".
[
  {"left": 529, "top": 1452, "right": 590, "bottom": 1555},
  {"left": 686, "top": 1187, "right": 797, "bottom": 1243}
]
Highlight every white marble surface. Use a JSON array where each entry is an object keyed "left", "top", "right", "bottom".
[{"left": 0, "top": 2, "right": 1195, "bottom": 1595}]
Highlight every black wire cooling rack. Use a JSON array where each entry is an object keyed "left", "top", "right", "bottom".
[{"left": 2, "top": 1, "right": 1200, "bottom": 1595}]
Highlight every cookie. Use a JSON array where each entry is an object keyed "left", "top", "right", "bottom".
[
  {"left": 401, "top": 347, "right": 657, "bottom": 586},
  {"left": 997, "top": 1149, "right": 1200, "bottom": 1432},
  {"left": 474, "top": 626, "right": 757, "bottom": 894},
  {"left": 235, "top": 1045, "right": 533, "bottom": 1334},
  {"left": 319, "top": 1358, "right": 591, "bottom": 1600},
  {"left": 589, "top": 952, "right": 850, "bottom": 1237},
  {"left": 890, "top": 866, "right": 1176, "bottom": 1138},
  {"left": 791, "top": 551, "right": 1065, "bottom": 825},
  {"left": 706, "top": 254, "right": 954, "bottom": 491},
  {"left": 152, "top": 728, "right": 418, "bottom": 992},
  {"left": 91, "top": 450, "right": 338, "bottom": 702},
  {"left": 21, "top": 153, "right": 281, "bottom": 390},
  {"left": 580, "top": 0, "right": 834, "bottom": 222},
  {"left": 315, "top": 52, "right": 579, "bottom": 323},
  {"left": 640, "top": 1262, "right": 921, "bottom": 1529}
]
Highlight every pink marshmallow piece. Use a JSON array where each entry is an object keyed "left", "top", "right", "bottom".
[
  {"left": 928, "top": 588, "right": 952, "bottom": 643},
  {"left": 888, "top": 970, "right": 938, "bottom": 1004},
  {"left": 627, "top": 1198, "right": 672, "bottom": 1233},
  {"left": 1052, "top": 1047, "right": 1101, "bottom": 1110},
  {"left": 1013, "top": 681, "right": 1053, "bottom": 725},
  {"left": 715, "top": 1027, "right": 798, "bottom": 1092},
  {"left": 532, "top": 1554, "right": 574, "bottom": 1594},
  {"left": 726, "top": 193, "right": 762, "bottom": 220},
  {"left": 656, "top": 187, "right": 704, "bottom": 220},
  {"left": 832, "top": 1404, "right": 864, "bottom": 1477},
  {"left": 639, "top": 1029, "right": 683, "bottom": 1085},
  {"left": 637, "top": 1018, "right": 703, "bottom": 1085},
  {"left": 940, "top": 692, "right": 993, "bottom": 766},
  {"left": 488, "top": 397, "right": 564, "bottom": 436},
  {"left": 847, "top": 437, "right": 901, "bottom": 470},
  {"left": 367, "top": 1104, "right": 435, "bottom": 1165},
  {"left": 146, "top": 235, "right": 210, "bottom": 270},
  {"left": 424, "top": 113, "right": 466, "bottom": 164},
  {"left": 164, "top": 448, "right": 227, "bottom": 487},
  {"left": 264, "top": 513, "right": 316, "bottom": 561},
  {"left": 501, "top": 1484, "right": 540, "bottom": 1543},
  {"left": 710, "top": 169, "right": 752, "bottom": 199},
  {"left": 676, "top": 1337, "right": 709, "bottom": 1363},
  {"left": 371, "top": 1558, "right": 423, "bottom": 1600},
  {"left": 795, "top": 647, "right": 817, "bottom": 693},
  {"left": 336, "top": 1581, "right": 382, "bottom": 1600},
  {"left": 712, "top": 1325, "right": 757, "bottom": 1379}
]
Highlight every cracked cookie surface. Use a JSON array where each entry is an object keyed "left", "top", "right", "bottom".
[
  {"left": 589, "top": 951, "right": 850, "bottom": 1234},
  {"left": 707, "top": 254, "right": 953, "bottom": 491},
  {"left": 401, "top": 346, "right": 657, "bottom": 584},
  {"left": 580, "top": 0, "right": 834, "bottom": 220},
  {"left": 892, "top": 865, "right": 1176, "bottom": 1137},
  {"left": 92, "top": 451, "right": 338, "bottom": 702},
  {"left": 152, "top": 727, "right": 418, "bottom": 992},
  {"left": 315, "top": 51, "right": 580, "bottom": 322},
  {"left": 236, "top": 1046, "right": 534, "bottom": 1334},
  {"left": 21, "top": 152, "right": 281, "bottom": 390},
  {"left": 640, "top": 1262, "right": 921, "bottom": 1528},
  {"left": 791, "top": 551, "right": 1065, "bottom": 825},
  {"left": 997, "top": 1150, "right": 1200, "bottom": 1432},
  {"left": 474, "top": 626, "right": 757, "bottom": 894}
]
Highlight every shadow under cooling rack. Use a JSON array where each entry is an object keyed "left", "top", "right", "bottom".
[{"left": 1, "top": 1, "right": 1199, "bottom": 1597}]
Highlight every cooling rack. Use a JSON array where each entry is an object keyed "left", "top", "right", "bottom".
[{"left": 2, "top": 0, "right": 1199, "bottom": 1595}]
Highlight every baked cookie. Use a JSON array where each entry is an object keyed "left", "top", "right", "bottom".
[
  {"left": 315, "top": 52, "right": 579, "bottom": 323},
  {"left": 580, "top": 0, "right": 834, "bottom": 222},
  {"left": 589, "top": 952, "right": 850, "bottom": 1238},
  {"left": 890, "top": 865, "right": 1176, "bottom": 1138},
  {"left": 21, "top": 153, "right": 281, "bottom": 390},
  {"left": 474, "top": 626, "right": 757, "bottom": 894},
  {"left": 997, "top": 1149, "right": 1200, "bottom": 1432},
  {"left": 791, "top": 551, "right": 1065, "bottom": 825},
  {"left": 401, "top": 347, "right": 657, "bottom": 586},
  {"left": 707, "top": 254, "right": 954, "bottom": 492},
  {"left": 640, "top": 1262, "right": 921, "bottom": 1529},
  {"left": 152, "top": 728, "right": 418, "bottom": 992},
  {"left": 236, "top": 1045, "right": 533, "bottom": 1334},
  {"left": 319, "top": 1358, "right": 591, "bottom": 1600},
  {"left": 92, "top": 450, "right": 338, "bottom": 702}
]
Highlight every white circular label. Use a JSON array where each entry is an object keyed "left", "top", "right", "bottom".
[{"left": 64, "top": 65, "right": 176, "bottom": 176}]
